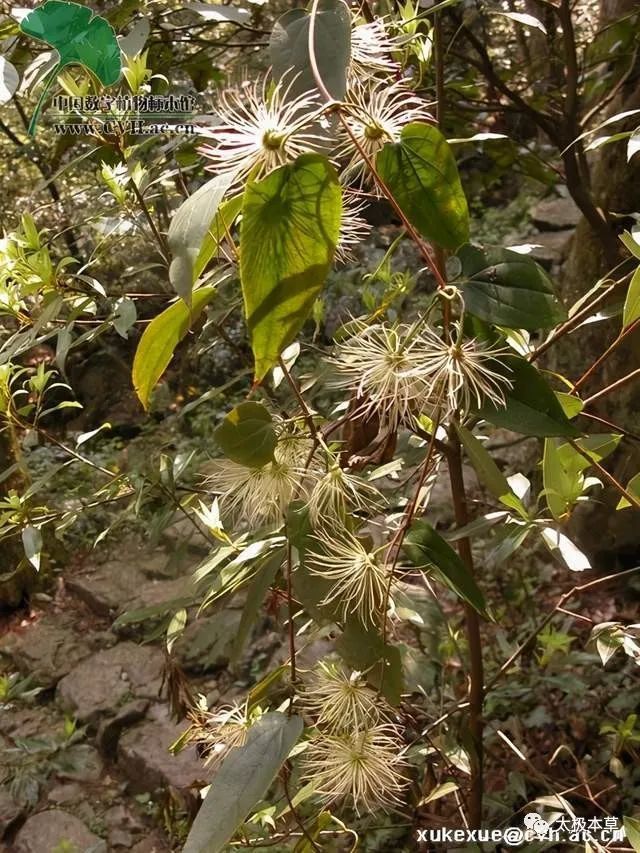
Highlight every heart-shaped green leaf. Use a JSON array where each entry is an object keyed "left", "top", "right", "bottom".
[
  {"left": 240, "top": 153, "right": 341, "bottom": 382},
  {"left": 20, "top": 0, "right": 122, "bottom": 134},
  {"left": 376, "top": 122, "right": 470, "bottom": 251},
  {"left": 215, "top": 402, "right": 277, "bottom": 468},
  {"left": 457, "top": 243, "right": 566, "bottom": 330},
  {"left": 270, "top": 0, "right": 351, "bottom": 100}
]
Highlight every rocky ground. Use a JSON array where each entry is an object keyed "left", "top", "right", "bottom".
[{"left": 0, "top": 527, "right": 285, "bottom": 852}]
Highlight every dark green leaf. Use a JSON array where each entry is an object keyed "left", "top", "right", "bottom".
[
  {"left": 215, "top": 402, "right": 277, "bottom": 468},
  {"left": 270, "top": 0, "right": 351, "bottom": 100},
  {"left": 457, "top": 244, "right": 566, "bottom": 330},
  {"left": 132, "top": 286, "right": 215, "bottom": 410},
  {"left": 183, "top": 713, "right": 303, "bottom": 853},
  {"left": 376, "top": 122, "right": 469, "bottom": 251},
  {"left": 168, "top": 173, "right": 237, "bottom": 303},
  {"left": 455, "top": 423, "right": 527, "bottom": 516},
  {"left": 336, "top": 618, "right": 403, "bottom": 705},
  {"left": 478, "top": 356, "right": 580, "bottom": 438},
  {"left": 403, "top": 519, "right": 489, "bottom": 618},
  {"left": 240, "top": 154, "right": 341, "bottom": 381}
]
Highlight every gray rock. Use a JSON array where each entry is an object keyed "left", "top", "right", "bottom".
[
  {"left": 130, "top": 831, "right": 171, "bottom": 853},
  {"left": 0, "top": 786, "right": 23, "bottom": 836},
  {"left": 531, "top": 196, "right": 580, "bottom": 230},
  {"left": 55, "top": 744, "right": 103, "bottom": 783},
  {"left": 117, "top": 704, "right": 207, "bottom": 793},
  {"left": 104, "top": 804, "right": 147, "bottom": 849},
  {"left": 66, "top": 561, "right": 151, "bottom": 616},
  {"left": 174, "top": 609, "right": 242, "bottom": 672},
  {"left": 0, "top": 614, "right": 95, "bottom": 688},
  {"left": 96, "top": 699, "right": 150, "bottom": 755},
  {"left": 526, "top": 230, "right": 574, "bottom": 269},
  {"left": 13, "top": 809, "right": 107, "bottom": 853},
  {"left": 56, "top": 643, "right": 163, "bottom": 724}
]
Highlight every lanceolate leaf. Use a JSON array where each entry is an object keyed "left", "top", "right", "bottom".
[
  {"left": 19, "top": 0, "right": 122, "bottom": 134},
  {"left": 0, "top": 57, "right": 19, "bottom": 105},
  {"left": 183, "top": 713, "right": 303, "bottom": 853},
  {"left": 270, "top": 0, "right": 351, "bottom": 100},
  {"left": 193, "top": 194, "right": 243, "bottom": 283},
  {"left": 622, "top": 266, "right": 640, "bottom": 329},
  {"left": 457, "top": 244, "right": 566, "bottom": 330},
  {"left": 455, "top": 423, "right": 527, "bottom": 517},
  {"left": 377, "top": 122, "right": 470, "bottom": 251},
  {"left": 478, "top": 356, "right": 580, "bottom": 438},
  {"left": 168, "top": 172, "right": 237, "bottom": 303},
  {"left": 240, "top": 154, "right": 341, "bottom": 381},
  {"left": 215, "top": 401, "right": 277, "bottom": 468},
  {"left": 132, "top": 286, "right": 215, "bottom": 409},
  {"left": 403, "top": 520, "right": 489, "bottom": 618}
]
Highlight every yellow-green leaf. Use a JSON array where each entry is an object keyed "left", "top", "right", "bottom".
[
  {"left": 623, "top": 266, "right": 640, "bottom": 329},
  {"left": 240, "top": 154, "right": 341, "bottom": 382},
  {"left": 132, "top": 286, "right": 215, "bottom": 409}
]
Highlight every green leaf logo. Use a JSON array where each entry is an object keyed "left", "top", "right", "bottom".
[{"left": 19, "top": 0, "right": 122, "bottom": 135}]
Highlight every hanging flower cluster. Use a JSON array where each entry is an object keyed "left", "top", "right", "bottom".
[
  {"left": 184, "top": 1, "right": 523, "bottom": 838},
  {"left": 299, "top": 660, "right": 407, "bottom": 813}
]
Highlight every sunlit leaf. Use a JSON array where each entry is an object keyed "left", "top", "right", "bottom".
[
  {"left": 240, "top": 153, "right": 341, "bottom": 381},
  {"left": 0, "top": 56, "right": 19, "bottom": 105},
  {"left": 377, "top": 122, "right": 470, "bottom": 251},
  {"left": 132, "top": 286, "right": 215, "bottom": 409},
  {"left": 623, "top": 266, "right": 640, "bottom": 329},
  {"left": 168, "top": 172, "right": 237, "bottom": 303}
]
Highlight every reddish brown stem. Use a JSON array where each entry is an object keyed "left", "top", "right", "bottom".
[{"left": 447, "top": 428, "right": 484, "bottom": 828}]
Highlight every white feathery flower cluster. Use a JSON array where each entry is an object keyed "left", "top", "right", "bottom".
[
  {"left": 301, "top": 659, "right": 383, "bottom": 732},
  {"left": 299, "top": 658, "right": 407, "bottom": 812},
  {"left": 306, "top": 531, "right": 390, "bottom": 626},
  {"left": 300, "top": 725, "right": 407, "bottom": 814},
  {"left": 307, "top": 456, "right": 383, "bottom": 528},
  {"left": 329, "top": 321, "right": 434, "bottom": 428},
  {"left": 183, "top": 701, "right": 251, "bottom": 767},
  {"left": 335, "top": 192, "right": 371, "bottom": 263},
  {"left": 418, "top": 326, "right": 513, "bottom": 414},
  {"left": 205, "top": 434, "right": 316, "bottom": 526},
  {"left": 350, "top": 19, "right": 400, "bottom": 80},
  {"left": 199, "top": 76, "right": 325, "bottom": 185},
  {"left": 337, "top": 80, "right": 433, "bottom": 184},
  {"left": 331, "top": 321, "right": 512, "bottom": 426}
]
